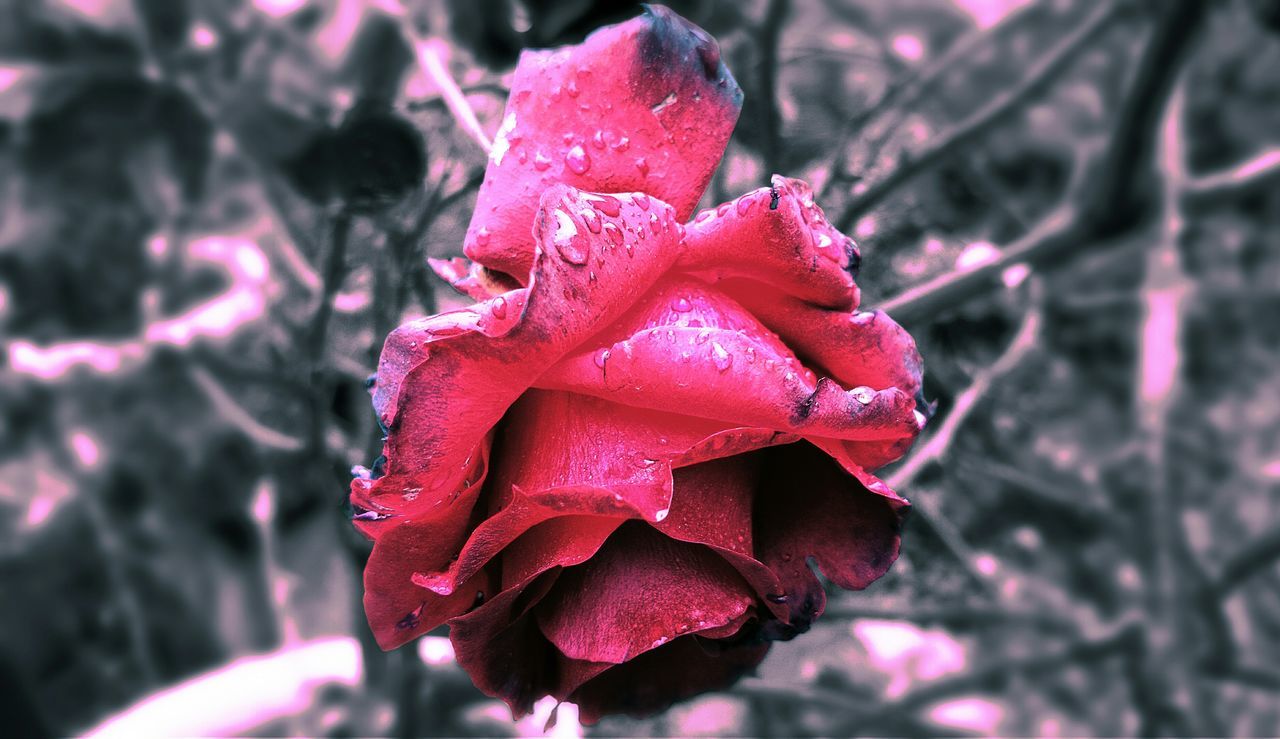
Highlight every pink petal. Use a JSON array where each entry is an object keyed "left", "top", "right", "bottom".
[
  {"left": 534, "top": 522, "right": 756, "bottom": 664},
  {"left": 427, "top": 257, "right": 520, "bottom": 301},
  {"left": 681, "top": 176, "right": 859, "bottom": 310},
  {"left": 463, "top": 6, "right": 741, "bottom": 280}
]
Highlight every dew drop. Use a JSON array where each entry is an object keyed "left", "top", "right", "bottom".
[
  {"left": 516, "top": 149, "right": 528, "bottom": 164},
  {"left": 651, "top": 636, "right": 669, "bottom": 649},
  {"left": 566, "top": 78, "right": 580, "bottom": 98},
  {"left": 491, "top": 296, "right": 507, "bottom": 319},
  {"left": 635, "top": 193, "right": 651, "bottom": 210},
  {"left": 635, "top": 157, "right": 649, "bottom": 176},
  {"left": 562, "top": 132, "right": 574, "bottom": 145},
  {"left": 581, "top": 208, "right": 602, "bottom": 234},
  {"left": 816, "top": 233, "right": 834, "bottom": 250},
  {"left": 611, "top": 136, "right": 630, "bottom": 152},
  {"left": 552, "top": 209, "right": 589, "bottom": 265},
  {"left": 716, "top": 203, "right": 731, "bottom": 217},
  {"left": 591, "top": 130, "right": 606, "bottom": 149},
  {"left": 475, "top": 227, "right": 490, "bottom": 247},
  {"left": 745, "top": 347, "right": 756, "bottom": 363},
  {"left": 695, "top": 210, "right": 714, "bottom": 224},
  {"left": 766, "top": 593, "right": 789, "bottom": 604},
  {"left": 736, "top": 195, "right": 755, "bottom": 216},
  {"left": 654, "top": 508, "right": 669, "bottom": 522},
  {"left": 565, "top": 145, "right": 591, "bottom": 175},
  {"left": 695, "top": 330, "right": 710, "bottom": 344},
  {"left": 533, "top": 152, "right": 552, "bottom": 170},
  {"left": 603, "top": 222, "right": 624, "bottom": 246},
  {"left": 711, "top": 341, "right": 732, "bottom": 372},
  {"left": 649, "top": 213, "right": 662, "bottom": 235},
  {"left": 672, "top": 297, "right": 693, "bottom": 312},
  {"left": 852, "top": 386, "right": 875, "bottom": 405},
  {"left": 595, "top": 195, "right": 622, "bottom": 217}
]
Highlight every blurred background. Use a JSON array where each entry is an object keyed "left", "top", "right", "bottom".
[{"left": 3, "top": 0, "right": 1280, "bottom": 735}]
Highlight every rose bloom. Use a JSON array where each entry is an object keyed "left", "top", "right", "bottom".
[{"left": 351, "top": 5, "right": 925, "bottom": 723}]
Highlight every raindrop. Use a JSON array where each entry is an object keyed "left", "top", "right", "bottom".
[
  {"left": 736, "top": 195, "right": 755, "bottom": 216},
  {"left": 649, "top": 213, "right": 662, "bottom": 235},
  {"left": 651, "top": 636, "right": 669, "bottom": 649},
  {"left": 562, "top": 132, "right": 574, "bottom": 145},
  {"left": 516, "top": 150, "right": 528, "bottom": 164},
  {"left": 611, "top": 136, "right": 630, "bottom": 152},
  {"left": 716, "top": 203, "right": 731, "bottom": 217},
  {"left": 816, "top": 233, "right": 833, "bottom": 250},
  {"left": 695, "top": 210, "right": 714, "bottom": 224},
  {"left": 711, "top": 342, "right": 732, "bottom": 372},
  {"left": 565, "top": 145, "right": 591, "bottom": 175},
  {"left": 635, "top": 157, "right": 649, "bottom": 176},
  {"left": 552, "top": 209, "right": 589, "bottom": 265},
  {"left": 591, "top": 130, "right": 606, "bottom": 149},
  {"left": 595, "top": 195, "right": 622, "bottom": 217},
  {"left": 672, "top": 297, "right": 693, "bottom": 312},
  {"left": 635, "top": 193, "right": 651, "bottom": 210},
  {"left": 603, "top": 222, "right": 624, "bottom": 246},
  {"left": 491, "top": 296, "right": 507, "bottom": 318},
  {"left": 533, "top": 152, "right": 552, "bottom": 170},
  {"left": 566, "top": 78, "right": 580, "bottom": 98},
  {"left": 695, "top": 330, "right": 711, "bottom": 344},
  {"left": 766, "top": 593, "right": 789, "bottom": 604},
  {"left": 581, "top": 208, "right": 602, "bottom": 234},
  {"left": 851, "top": 386, "right": 875, "bottom": 404},
  {"left": 475, "top": 227, "right": 491, "bottom": 247},
  {"left": 654, "top": 508, "right": 669, "bottom": 522},
  {"left": 745, "top": 347, "right": 756, "bottom": 363}
]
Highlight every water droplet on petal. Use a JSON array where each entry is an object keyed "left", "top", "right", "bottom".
[
  {"left": 649, "top": 213, "right": 662, "bottom": 235},
  {"left": 672, "top": 297, "right": 692, "bottom": 312},
  {"left": 611, "top": 136, "right": 630, "bottom": 152},
  {"left": 552, "top": 209, "right": 589, "bottom": 265},
  {"left": 695, "top": 210, "right": 714, "bottom": 224},
  {"left": 593, "top": 348, "right": 610, "bottom": 369},
  {"left": 816, "top": 233, "right": 833, "bottom": 250},
  {"left": 562, "top": 132, "right": 574, "bottom": 145},
  {"left": 581, "top": 208, "right": 602, "bottom": 234},
  {"left": 695, "top": 330, "right": 710, "bottom": 344},
  {"left": 736, "top": 195, "right": 755, "bottom": 216},
  {"left": 595, "top": 195, "right": 622, "bottom": 217},
  {"left": 635, "top": 193, "right": 650, "bottom": 210},
  {"left": 654, "top": 508, "right": 669, "bottom": 522},
  {"left": 766, "top": 593, "right": 789, "bottom": 604},
  {"left": 533, "top": 152, "right": 552, "bottom": 170},
  {"left": 566, "top": 78, "right": 580, "bottom": 98},
  {"left": 852, "top": 386, "right": 875, "bottom": 404},
  {"left": 591, "top": 130, "right": 606, "bottom": 149},
  {"left": 635, "top": 157, "right": 649, "bottom": 176},
  {"left": 716, "top": 203, "right": 731, "bottom": 217},
  {"left": 651, "top": 636, "right": 669, "bottom": 648},
  {"left": 491, "top": 296, "right": 507, "bottom": 318},
  {"left": 711, "top": 342, "right": 732, "bottom": 372},
  {"left": 475, "top": 227, "right": 490, "bottom": 247},
  {"left": 565, "top": 145, "right": 591, "bottom": 175},
  {"left": 603, "top": 222, "right": 624, "bottom": 246},
  {"left": 516, "top": 149, "right": 528, "bottom": 164}
]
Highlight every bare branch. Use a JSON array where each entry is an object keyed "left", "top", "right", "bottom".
[
  {"left": 411, "top": 37, "right": 493, "bottom": 154},
  {"left": 1213, "top": 525, "right": 1280, "bottom": 596},
  {"left": 189, "top": 366, "right": 305, "bottom": 452},
  {"left": 1182, "top": 148, "right": 1280, "bottom": 205},
  {"left": 836, "top": 1, "right": 1124, "bottom": 230}
]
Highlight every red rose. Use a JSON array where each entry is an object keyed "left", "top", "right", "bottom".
[{"left": 352, "top": 5, "right": 925, "bottom": 723}]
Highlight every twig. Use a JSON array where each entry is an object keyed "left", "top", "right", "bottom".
[
  {"left": 411, "top": 37, "right": 492, "bottom": 154},
  {"left": 888, "top": 289, "right": 1041, "bottom": 491},
  {"left": 1182, "top": 148, "right": 1280, "bottom": 205},
  {"left": 757, "top": 0, "right": 790, "bottom": 176},
  {"left": 189, "top": 366, "right": 305, "bottom": 452},
  {"left": 305, "top": 211, "right": 353, "bottom": 455},
  {"left": 1212, "top": 525, "right": 1280, "bottom": 597},
  {"left": 819, "top": 0, "right": 1047, "bottom": 200},
  {"left": 835, "top": 1, "right": 1124, "bottom": 229}
]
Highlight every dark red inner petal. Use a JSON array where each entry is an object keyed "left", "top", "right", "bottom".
[
  {"left": 566, "top": 632, "right": 770, "bottom": 724},
  {"left": 752, "top": 442, "right": 907, "bottom": 637},
  {"left": 534, "top": 521, "right": 756, "bottom": 664}
]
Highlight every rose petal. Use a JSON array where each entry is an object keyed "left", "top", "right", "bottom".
[
  {"left": 368, "top": 185, "right": 683, "bottom": 496},
  {"left": 681, "top": 176, "right": 859, "bottom": 310},
  {"left": 753, "top": 442, "right": 908, "bottom": 638},
  {"left": 463, "top": 6, "right": 742, "bottom": 280},
  {"left": 448, "top": 570, "right": 563, "bottom": 718},
  {"left": 427, "top": 256, "right": 521, "bottom": 301},
  {"left": 539, "top": 323, "right": 919, "bottom": 442},
  {"left": 728, "top": 290, "right": 925, "bottom": 398},
  {"left": 566, "top": 633, "right": 769, "bottom": 724},
  {"left": 534, "top": 522, "right": 756, "bottom": 664}
]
